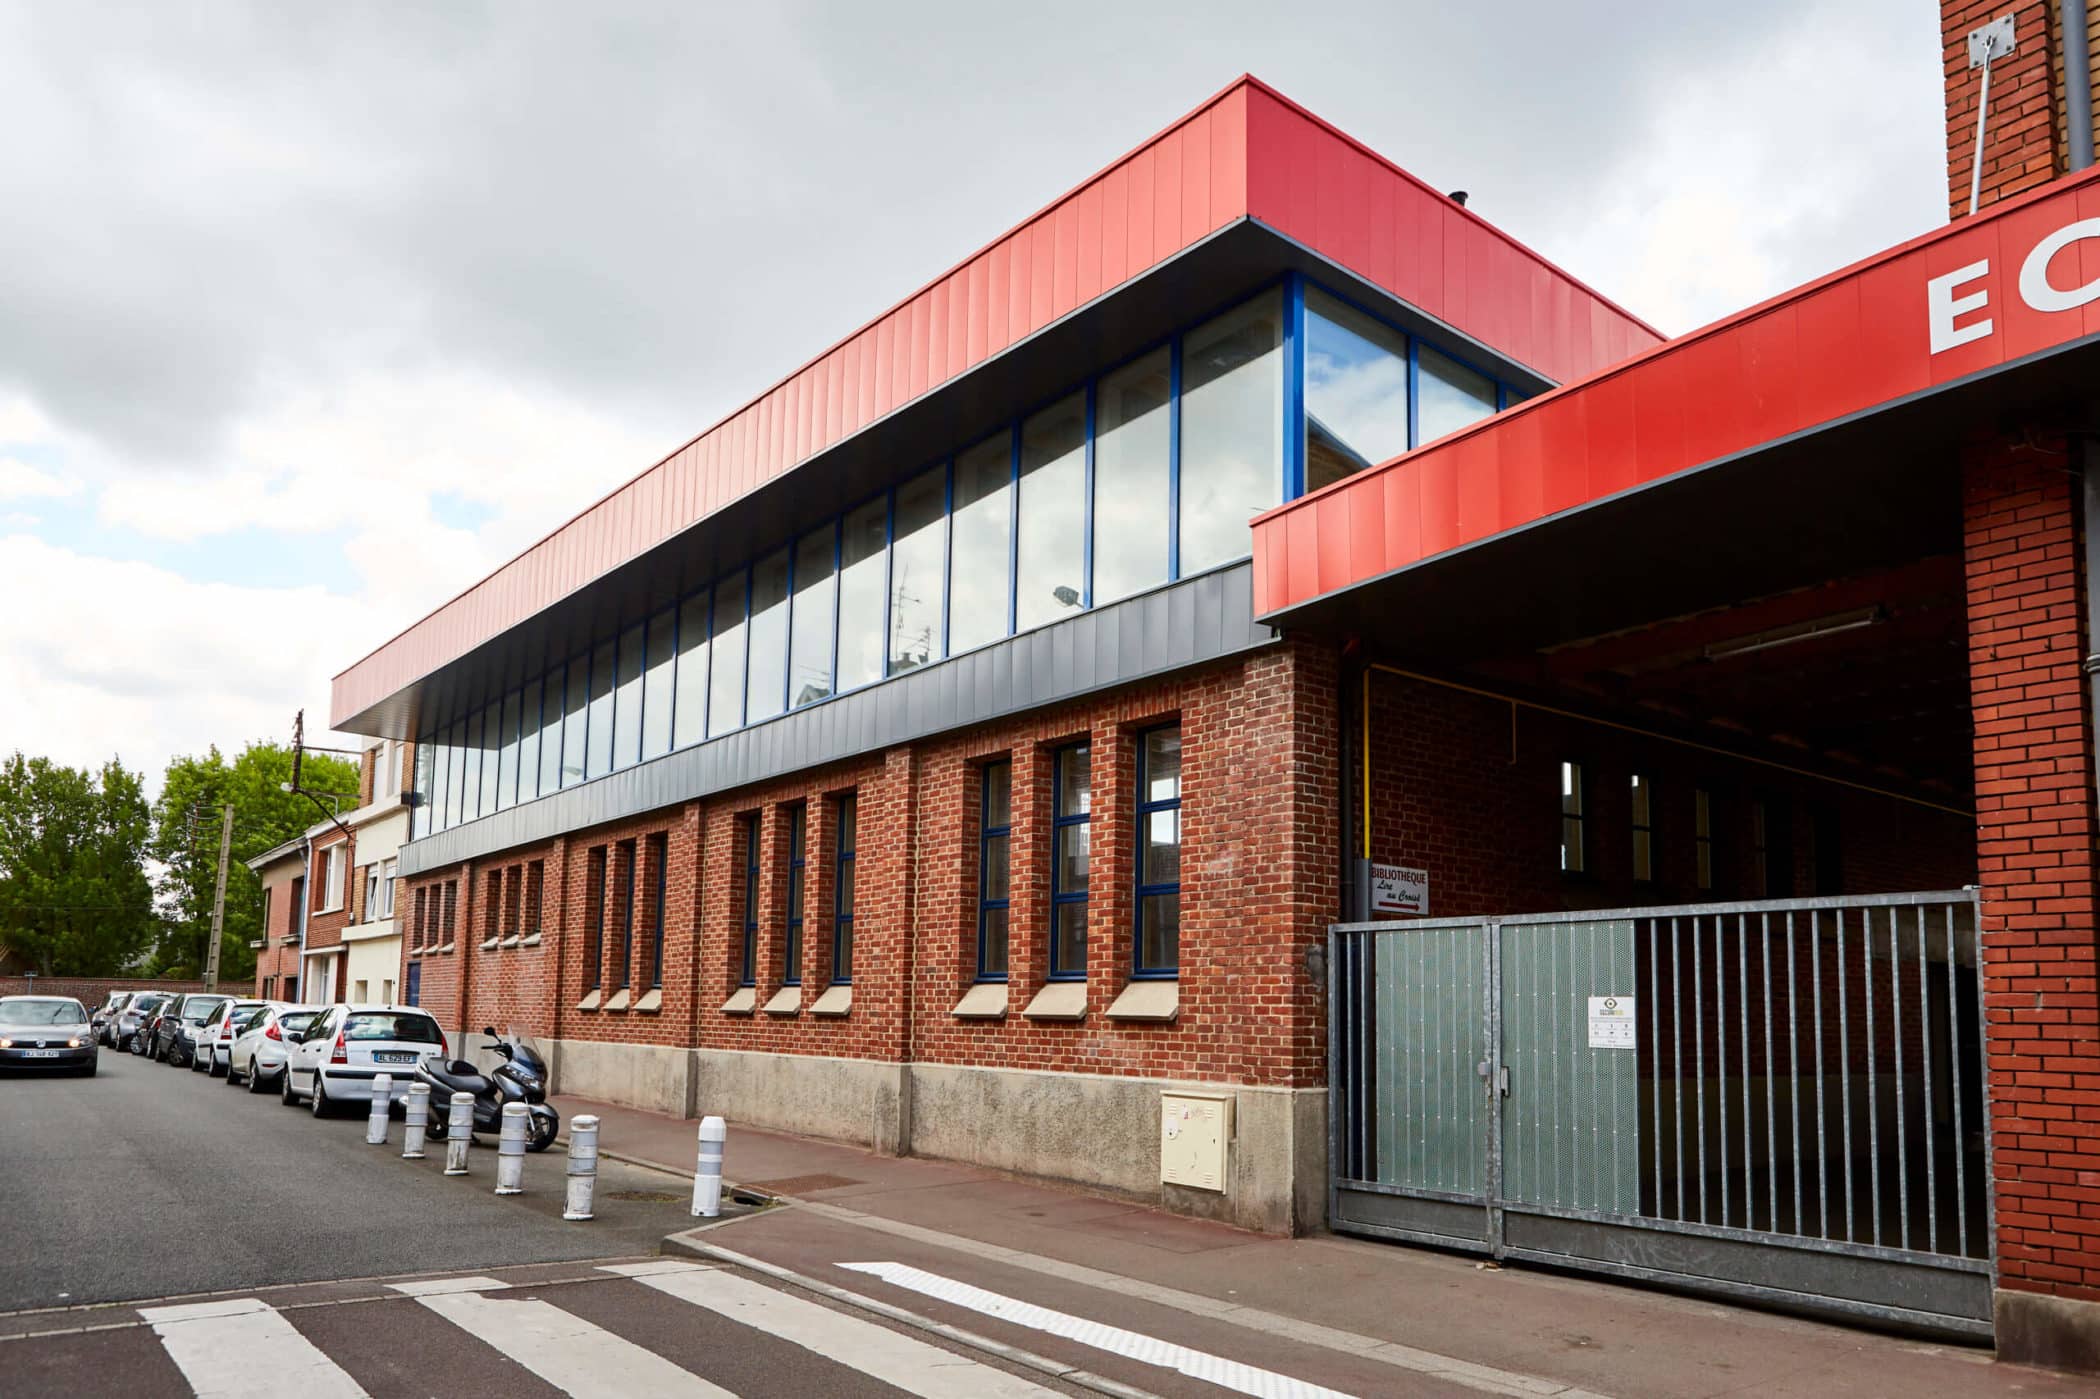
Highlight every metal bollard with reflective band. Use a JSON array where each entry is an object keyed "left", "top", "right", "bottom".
[
  {"left": 443, "top": 1091, "right": 473, "bottom": 1175},
  {"left": 563, "top": 1114, "right": 599, "bottom": 1221},
  {"left": 494, "top": 1101, "right": 528, "bottom": 1195},
  {"left": 402, "top": 1082, "right": 430, "bottom": 1159},
  {"left": 691, "top": 1114, "right": 726, "bottom": 1218},
  {"left": 366, "top": 1074, "right": 392, "bottom": 1145}
]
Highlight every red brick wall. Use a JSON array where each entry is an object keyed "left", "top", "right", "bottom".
[
  {"left": 1362, "top": 669, "right": 1976, "bottom": 918},
  {"left": 1964, "top": 432, "right": 2100, "bottom": 1303},
  {"left": 305, "top": 830, "right": 354, "bottom": 953},
  {"left": 1, "top": 976, "right": 210, "bottom": 1005},
  {"left": 250, "top": 858, "right": 307, "bottom": 998},
  {"left": 1944, "top": 1, "right": 2065, "bottom": 218},
  {"left": 400, "top": 639, "right": 1339, "bottom": 1090}
]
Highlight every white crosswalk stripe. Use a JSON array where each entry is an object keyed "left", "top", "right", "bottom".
[
  {"left": 602, "top": 1260, "right": 1064, "bottom": 1399},
  {"left": 404, "top": 1282, "right": 741, "bottom": 1399},
  {"left": 138, "top": 1297, "right": 370, "bottom": 1399},
  {"left": 840, "top": 1260, "right": 1360, "bottom": 1399}
]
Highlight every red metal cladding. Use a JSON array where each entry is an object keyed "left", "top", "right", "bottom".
[
  {"left": 1251, "top": 164, "right": 2100, "bottom": 619},
  {"left": 333, "top": 77, "right": 1657, "bottom": 728}
]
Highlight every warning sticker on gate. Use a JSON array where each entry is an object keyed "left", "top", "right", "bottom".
[{"left": 1587, "top": 996, "right": 1637, "bottom": 1050}]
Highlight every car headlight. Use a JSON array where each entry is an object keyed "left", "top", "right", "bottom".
[
  {"left": 0, "top": 1038, "right": 11, "bottom": 1048},
  {"left": 67, "top": 1038, "right": 82, "bottom": 1048}
]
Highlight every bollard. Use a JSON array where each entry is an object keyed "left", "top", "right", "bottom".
[
  {"left": 443, "top": 1091, "right": 474, "bottom": 1175},
  {"left": 564, "top": 1115, "right": 600, "bottom": 1221},
  {"left": 691, "top": 1115, "right": 726, "bottom": 1218},
  {"left": 402, "top": 1082, "right": 430, "bottom": 1159},
  {"left": 366, "top": 1074, "right": 393, "bottom": 1145},
  {"left": 494, "top": 1101, "right": 528, "bottom": 1195}
]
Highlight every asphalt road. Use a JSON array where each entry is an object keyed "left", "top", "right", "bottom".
[{"left": 0, "top": 1048, "right": 701, "bottom": 1312}]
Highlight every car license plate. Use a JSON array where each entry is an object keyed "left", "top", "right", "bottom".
[
  {"left": 375, "top": 1052, "right": 416, "bottom": 1064},
  {"left": 24, "top": 1049, "right": 60, "bottom": 1059}
]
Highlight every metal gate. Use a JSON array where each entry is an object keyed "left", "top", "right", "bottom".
[{"left": 1329, "top": 890, "right": 1995, "bottom": 1335}]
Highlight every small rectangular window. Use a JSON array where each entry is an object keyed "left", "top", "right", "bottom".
[
  {"left": 1560, "top": 762, "right": 1586, "bottom": 875},
  {"left": 833, "top": 794, "right": 857, "bottom": 984},
  {"left": 584, "top": 847, "right": 606, "bottom": 990},
  {"left": 1694, "top": 789, "right": 1714, "bottom": 892},
  {"left": 740, "top": 817, "right": 760, "bottom": 987},
  {"left": 1630, "top": 774, "right": 1654, "bottom": 883},
  {"left": 1135, "top": 727, "right": 1182, "bottom": 976},
  {"left": 647, "top": 835, "right": 667, "bottom": 988},
  {"left": 784, "top": 807, "right": 807, "bottom": 985},
  {"left": 642, "top": 607, "right": 677, "bottom": 759},
  {"left": 710, "top": 572, "right": 749, "bottom": 738},
  {"left": 1051, "top": 743, "right": 1091, "bottom": 979},
  {"left": 788, "top": 527, "right": 837, "bottom": 709},
  {"left": 364, "top": 865, "right": 380, "bottom": 921},
  {"left": 978, "top": 761, "right": 1012, "bottom": 980},
  {"left": 612, "top": 841, "right": 635, "bottom": 989},
  {"left": 586, "top": 639, "right": 615, "bottom": 779},
  {"left": 525, "top": 860, "right": 544, "bottom": 939},
  {"left": 381, "top": 859, "right": 397, "bottom": 918},
  {"left": 486, "top": 867, "right": 505, "bottom": 943}
]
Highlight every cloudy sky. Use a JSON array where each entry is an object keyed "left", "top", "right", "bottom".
[{"left": 0, "top": 1, "right": 1947, "bottom": 787}]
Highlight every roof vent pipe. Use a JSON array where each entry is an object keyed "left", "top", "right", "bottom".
[
  {"left": 1446, "top": 190, "right": 1468, "bottom": 207},
  {"left": 2065, "top": 0, "right": 2093, "bottom": 172}
]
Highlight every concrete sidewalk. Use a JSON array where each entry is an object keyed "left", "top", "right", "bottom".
[{"left": 554, "top": 1093, "right": 2088, "bottom": 1397}]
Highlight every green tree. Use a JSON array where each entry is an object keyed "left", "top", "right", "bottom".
[
  {"left": 0, "top": 753, "right": 156, "bottom": 975},
  {"left": 148, "top": 741, "right": 359, "bottom": 980}
]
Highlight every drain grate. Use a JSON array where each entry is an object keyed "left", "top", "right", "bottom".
[{"left": 604, "top": 1189, "right": 685, "bottom": 1203}]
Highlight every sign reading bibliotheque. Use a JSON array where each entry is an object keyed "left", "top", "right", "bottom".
[{"left": 1370, "top": 863, "right": 1429, "bottom": 916}]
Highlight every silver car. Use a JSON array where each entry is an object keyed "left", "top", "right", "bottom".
[
  {"left": 0, "top": 996, "right": 97, "bottom": 1075},
  {"left": 226, "top": 1004, "right": 314, "bottom": 1092}
]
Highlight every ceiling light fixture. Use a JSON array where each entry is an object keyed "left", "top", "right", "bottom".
[{"left": 1702, "top": 607, "right": 1883, "bottom": 662}]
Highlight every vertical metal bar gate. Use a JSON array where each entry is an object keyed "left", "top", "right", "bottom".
[{"left": 1329, "top": 889, "right": 1994, "bottom": 1337}]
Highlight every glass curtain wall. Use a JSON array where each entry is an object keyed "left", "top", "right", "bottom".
[{"left": 412, "top": 280, "right": 1517, "bottom": 837}]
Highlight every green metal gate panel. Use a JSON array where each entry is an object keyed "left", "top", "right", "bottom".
[
  {"left": 1499, "top": 919, "right": 1640, "bottom": 1215},
  {"left": 1371, "top": 925, "right": 1487, "bottom": 1195}
]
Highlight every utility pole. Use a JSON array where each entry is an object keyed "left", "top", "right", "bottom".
[{"left": 203, "top": 804, "right": 233, "bottom": 993}]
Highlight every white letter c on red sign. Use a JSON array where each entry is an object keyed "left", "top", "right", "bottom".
[{"left": 2019, "top": 217, "right": 2100, "bottom": 313}]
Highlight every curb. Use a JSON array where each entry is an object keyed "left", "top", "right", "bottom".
[{"left": 664, "top": 1235, "right": 1161, "bottom": 1399}]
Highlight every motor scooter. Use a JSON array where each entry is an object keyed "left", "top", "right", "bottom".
[{"left": 416, "top": 1026, "right": 558, "bottom": 1151}]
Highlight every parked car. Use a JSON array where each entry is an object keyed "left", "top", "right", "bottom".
[
  {"left": 90, "top": 991, "right": 132, "bottom": 1045},
  {"left": 121, "top": 993, "right": 172, "bottom": 1053},
  {"left": 196, "top": 998, "right": 269, "bottom": 1076},
  {"left": 227, "top": 1004, "right": 315, "bottom": 1092},
  {"left": 148, "top": 993, "right": 231, "bottom": 1066},
  {"left": 282, "top": 1005, "right": 447, "bottom": 1116},
  {"left": 0, "top": 995, "right": 97, "bottom": 1075}
]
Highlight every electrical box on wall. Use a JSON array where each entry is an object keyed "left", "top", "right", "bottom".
[{"left": 1159, "top": 1091, "right": 1233, "bottom": 1191}]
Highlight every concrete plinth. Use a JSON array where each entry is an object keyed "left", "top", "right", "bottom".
[{"left": 1996, "top": 1289, "right": 2100, "bottom": 1376}]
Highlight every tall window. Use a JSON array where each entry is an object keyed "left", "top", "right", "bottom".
[
  {"left": 1050, "top": 743, "right": 1091, "bottom": 979},
  {"left": 789, "top": 526, "right": 838, "bottom": 708},
  {"left": 363, "top": 864, "right": 380, "bottom": 922},
  {"left": 496, "top": 688, "right": 521, "bottom": 809},
  {"left": 1016, "top": 393, "right": 1087, "bottom": 632},
  {"left": 740, "top": 817, "right": 760, "bottom": 987},
  {"left": 519, "top": 677, "right": 543, "bottom": 802},
  {"left": 951, "top": 433, "right": 1012, "bottom": 652},
  {"left": 833, "top": 794, "right": 857, "bottom": 984},
  {"left": 1092, "top": 349, "right": 1171, "bottom": 605},
  {"left": 1180, "top": 290, "right": 1282, "bottom": 574},
  {"left": 977, "top": 761, "right": 1012, "bottom": 980},
  {"left": 380, "top": 859, "right": 397, "bottom": 918},
  {"left": 612, "top": 841, "right": 635, "bottom": 990},
  {"left": 1304, "top": 287, "right": 1410, "bottom": 492},
  {"left": 583, "top": 846, "right": 606, "bottom": 990},
  {"left": 323, "top": 845, "right": 345, "bottom": 910},
  {"left": 612, "top": 624, "right": 644, "bottom": 770},
  {"left": 888, "top": 467, "right": 945, "bottom": 675},
  {"left": 1630, "top": 773, "right": 1654, "bottom": 883},
  {"left": 1135, "top": 727, "right": 1182, "bottom": 977},
  {"left": 709, "top": 572, "right": 749, "bottom": 738},
  {"left": 1418, "top": 344, "right": 1498, "bottom": 443},
  {"left": 586, "top": 638, "right": 615, "bottom": 779},
  {"left": 746, "top": 548, "right": 791, "bottom": 723},
  {"left": 647, "top": 835, "right": 667, "bottom": 988},
  {"left": 559, "top": 657, "right": 587, "bottom": 788},
  {"left": 1694, "top": 789, "right": 1714, "bottom": 891},
  {"left": 642, "top": 607, "right": 677, "bottom": 759},
  {"left": 1560, "top": 762, "right": 1586, "bottom": 874},
  {"left": 673, "top": 590, "right": 710, "bottom": 749},
  {"left": 784, "top": 807, "right": 807, "bottom": 985},
  {"left": 837, "top": 500, "right": 887, "bottom": 692}
]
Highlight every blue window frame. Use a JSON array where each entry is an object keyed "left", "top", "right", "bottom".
[
  {"left": 647, "top": 833, "right": 667, "bottom": 989},
  {"left": 1050, "top": 743, "right": 1090, "bottom": 980},
  {"left": 612, "top": 840, "right": 635, "bottom": 990},
  {"left": 740, "top": 816, "right": 760, "bottom": 987},
  {"left": 405, "top": 960, "right": 420, "bottom": 1007},
  {"left": 1134, "top": 725, "right": 1182, "bottom": 978},
  {"left": 977, "top": 761, "right": 1012, "bottom": 981},
  {"left": 833, "top": 793, "right": 857, "bottom": 984},
  {"left": 404, "top": 277, "right": 1522, "bottom": 835},
  {"left": 584, "top": 845, "right": 606, "bottom": 992},
  {"left": 784, "top": 806, "right": 806, "bottom": 985}
]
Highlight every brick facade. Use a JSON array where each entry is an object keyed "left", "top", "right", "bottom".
[
  {"left": 1963, "top": 433, "right": 2100, "bottom": 1306},
  {"left": 401, "top": 641, "right": 1337, "bottom": 1094}
]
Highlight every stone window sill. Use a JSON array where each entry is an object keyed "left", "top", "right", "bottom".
[
  {"left": 809, "top": 985, "right": 852, "bottom": 1017},
  {"left": 951, "top": 983, "right": 1008, "bottom": 1019},
  {"left": 437, "top": 942, "right": 456, "bottom": 955},
  {"left": 764, "top": 986, "right": 802, "bottom": 1017},
  {"left": 1105, "top": 979, "right": 1179, "bottom": 1022},
  {"left": 480, "top": 938, "right": 499, "bottom": 952},
  {"left": 1022, "top": 981, "right": 1088, "bottom": 1021},
  {"left": 499, "top": 935, "right": 520, "bottom": 948},
  {"left": 721, "top": 987, "right": 756, "bottom": 1016},
  {"left": 520, "top": 934, "right": 542, "bottom": 947},
  {"left": 604, "top": 988, "right": 632, "bottom": 1012},
  {"left": 634, "top": 988, "right": 663, "bottom": 1014},
  {"left": 575, "top": 989, "right": 602, "bottom": 1012}
]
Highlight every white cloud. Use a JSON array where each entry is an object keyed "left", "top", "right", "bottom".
[{"left": 0, "top": 456, "right": 77, "bottom": 501}]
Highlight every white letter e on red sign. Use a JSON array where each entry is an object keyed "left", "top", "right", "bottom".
[{"left": 1927, "top": 260, "right": 1992, "bottom": 354}]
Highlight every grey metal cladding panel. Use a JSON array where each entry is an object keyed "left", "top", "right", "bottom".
[{"left": 400, "top": 562, "right": 1268, "bottom": 876}]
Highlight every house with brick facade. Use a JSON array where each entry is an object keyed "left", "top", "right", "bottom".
[
  {"left": 247, "top": 836, "right": 306, "bottom": 1002},
  {"left": 327, "top": 4, "right": 2100, "bottom": 1366}
]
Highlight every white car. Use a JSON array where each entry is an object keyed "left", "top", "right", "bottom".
[
  {"left": 196, "top": 998, "right": 271, "bottom": 1075},
  {"left": 226, "top": 1004, "right": 315, "bottom": 1092},
  {"left": 280, "top": 1004, "right": 448, "bottom": 1117}
]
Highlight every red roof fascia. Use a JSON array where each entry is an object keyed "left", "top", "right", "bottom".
[{"left": 1251, "top": 163, "right": 2100, "bottom": 619}]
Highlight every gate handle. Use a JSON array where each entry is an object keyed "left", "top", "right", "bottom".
[{"left": 1477, "top": 1061, "right": 1510, "bottom": 1097}]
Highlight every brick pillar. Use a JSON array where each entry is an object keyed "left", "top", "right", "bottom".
[{"left": 1964, "top": 432, "right": 2100, "bottom": 1367}]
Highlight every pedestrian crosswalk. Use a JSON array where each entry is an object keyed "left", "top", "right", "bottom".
[{"left": 120, "top": 1262, "right": 1075, "bottom": 1399}]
